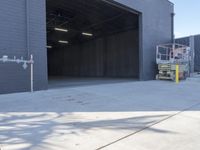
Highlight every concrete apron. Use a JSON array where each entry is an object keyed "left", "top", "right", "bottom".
[{"left": 0, "top": 78, "right": 200, "bottom": 150}]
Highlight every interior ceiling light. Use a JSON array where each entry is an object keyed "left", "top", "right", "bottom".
[
  {"left": 58, "top": 40, "right": 69, "bottom": 44},
  {"left": 46, "top": 46, "right": 52, "bottom": 49},
  {"left": 82, "top": 32, "right": 93, "bottom": 36},
  {"left": 54, "top": 27, "right": 68, "bottom": 32}
]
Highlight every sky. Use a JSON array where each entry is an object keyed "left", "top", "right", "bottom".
[{"left": 170, "top": 0, "right": 200, "bottom": 38}]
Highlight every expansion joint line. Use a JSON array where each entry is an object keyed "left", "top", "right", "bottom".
[{"left": 96, "top": 102, "right": 200, "bottom": 150}]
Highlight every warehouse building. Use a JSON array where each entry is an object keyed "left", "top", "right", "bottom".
[
  {"left": 176, "top": 35, "right": 200, "bottom": 73},
  {"left": 0, "top": 0, "right": 174, "bottom": 94}
]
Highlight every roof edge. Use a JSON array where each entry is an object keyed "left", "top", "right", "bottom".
[{"left": 166, "top": 0, "right": 174, "bottom": 5}]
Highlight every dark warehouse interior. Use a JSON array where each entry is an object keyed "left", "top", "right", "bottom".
[{"left": 46, "top": 0, "right": 140, "bottom": 85}]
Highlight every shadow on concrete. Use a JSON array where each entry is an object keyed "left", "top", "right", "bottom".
[
  {"left": 0, "top": 113, "right": 175, "bottom": 150},
  {"left": 1, "top": 79, "right": 200, "bottom": 149}
]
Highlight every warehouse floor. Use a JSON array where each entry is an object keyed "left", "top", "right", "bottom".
[
  {"left": 48, "top": 77, "right": 137, "bottom": 89},
  {"left": 0, "top": 77, "right": 200, "bottom": 150}
]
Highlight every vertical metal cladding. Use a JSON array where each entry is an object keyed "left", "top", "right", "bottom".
[
  {"left": 0, "top": 0, "right": 47, "bottom": 94},
  {"left": 0, "top": 0, "right": 174, "bottom": 94},
  {"left": 0, "top": 0, "right": 28, "bottom": 94},
  {"left": 176, "top": 35, "right": 200, "bottom": 72},
  {"left": 194, "top": 35, "right": 200, "bottom": 72},
  {"left": 113, "top": 0, "right": 174, "bottom": 80}
]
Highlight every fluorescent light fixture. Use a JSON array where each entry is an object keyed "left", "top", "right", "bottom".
[
  {"left": 82, "top": 32, "right": 93, "bottom": 36},
  {"left": 54, "top": 27, "right": 68, "bottom": 32},
  {"left": 46, "top": 46, "right": 52, "bottom": 49},
  {"left": 58, "top": 40, "right": 69, "bottom": 44}
]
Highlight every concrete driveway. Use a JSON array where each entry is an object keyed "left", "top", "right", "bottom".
[{"left": 0, "top": 78, "right": 200, "bottom": 150}]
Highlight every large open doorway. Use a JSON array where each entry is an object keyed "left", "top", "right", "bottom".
[{"left": 46, "top": 0, "right": 140, "bottom": 88}]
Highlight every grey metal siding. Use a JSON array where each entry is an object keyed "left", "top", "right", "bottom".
[
  {"left": 175, "top": 37, "right": 190, "bottom": 46},
  {"left": 113, "top": 0, "right": 174, "bottom": 80},
  {"left": 0, "top": 0, "right": 47, "bottom": 94},
  {"left": 0, "top": 0, "right": 173, "bottom": 94},
  {"left": 176, "top": 35, "right": 200, "bottom": 72},
  {"left": 176, "top": 36, "right": 195, "bottom": 73},
  {"left": 0, "top": 0, "right": 28, "bottom": 94},
  {"left": 194, "top": 35, "right": 200, "bottom": 71},
  {"left": 28, "top": 0, "right": 48, "bottom": 91}
]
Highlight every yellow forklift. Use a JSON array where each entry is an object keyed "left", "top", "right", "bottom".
[{"left": 156, "top": 43, "right": 191, "bottom": 81}]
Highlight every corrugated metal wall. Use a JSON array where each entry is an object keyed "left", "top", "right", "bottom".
[
  {"left": 0, "top": 0, "right": 47, "bottom": 94},
  {"left": 0, "top": 0, "right": 173, "bottom": 94},
  {"left": 194, "top": 35, "right": 200, "bottom": 72},
  {"left": 175, "top": 37, "right": 190, "bottom": 46},
  {"left": 176, "top": 35, "right": 200, "bottom": 72},
  {"left": 0, "top": 0, "right": 29, "bottom": 94},
  {"left": 114, "top": 0, "right": 174, "bottom": 80},
  {"left": 48, "top": 30, "right": 139, "bottom": 78}
]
